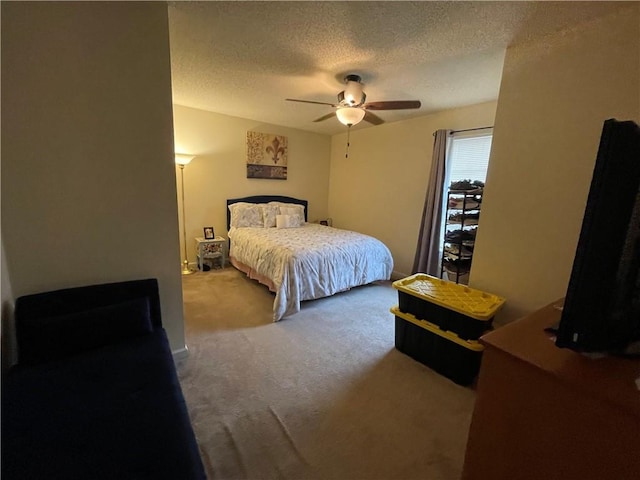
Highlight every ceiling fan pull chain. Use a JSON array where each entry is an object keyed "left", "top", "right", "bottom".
[{"left": 345, "top": 124, "right": 352, "bottom": 158}]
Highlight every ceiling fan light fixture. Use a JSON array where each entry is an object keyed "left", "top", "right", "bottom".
[
  {"left": 336, "top": 107, "right": 365, "bottom": 126},
  {"left": 343, "top": 80, "right": 364, "bottom": 106}
]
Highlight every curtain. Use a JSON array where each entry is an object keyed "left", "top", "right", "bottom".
[{"left": 412, "top": 129, "right": 450, "bottom": 275}]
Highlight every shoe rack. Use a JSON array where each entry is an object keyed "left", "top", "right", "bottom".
[{"left": 441, "top": 187, "right": 483, "bottom": 284}]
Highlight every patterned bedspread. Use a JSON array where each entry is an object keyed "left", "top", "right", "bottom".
[{"left": 229, "top": 223, "right": 394, "bottom": 321}]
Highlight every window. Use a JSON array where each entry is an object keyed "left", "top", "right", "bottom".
[
  {"left": 445, "top": 131, "right": 493, "bottom": 187},
  {"left": 439, "top": 129, "right": 493, "bottom": 284}
]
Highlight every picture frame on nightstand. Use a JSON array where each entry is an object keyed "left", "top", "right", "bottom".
[{"left": 203, "top": 226, "right": 215, "bottom": 239}]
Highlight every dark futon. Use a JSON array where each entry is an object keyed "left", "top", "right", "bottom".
[{"left": 1, "top": 278, "right": 206, "bottom": 480}]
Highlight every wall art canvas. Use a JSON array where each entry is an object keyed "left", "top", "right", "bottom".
[{"left": 246, "top": 132, "right": 288, "bottom": 180}]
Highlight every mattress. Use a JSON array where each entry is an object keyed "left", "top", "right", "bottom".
[{"left": 229, "top": 223, "right": 393, "bottom": 321}]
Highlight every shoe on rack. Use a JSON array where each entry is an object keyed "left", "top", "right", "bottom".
[
  {"left": 444, "top": 244, "right": 473, "bottom": 260},
  {"left": 449, "top": 179, "right": 473, "bottom": 190},
  {"left": 448, "top": 212, "right": 480, "bottom": 222},
  {"left": 445, "top": 229, "right": 471, "bottom": 242},
  {"left": 465, "top": 226, "right": 478, "bottom": 239},
  {"left": 445, "top": 229, "right": 463, "bottom": 242},
  {"left": 447, "top": 218, "right": 479, "bottom": 228},
  {"left": 449, "top": 179, "right": 485, "bottom": 192},
  {"left": 442, "top": 257, "right": 472, "bottom": 272},
  {"left": 448, "top": 197, "right": 481, "bottom": 210}
]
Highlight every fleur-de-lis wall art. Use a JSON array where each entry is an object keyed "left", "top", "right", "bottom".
[
  {"left": 246, "top": 132, "right": 288, "bottom": 179},
  {"left": 266, "top": 136, "right": 286, "bottom": 164}
]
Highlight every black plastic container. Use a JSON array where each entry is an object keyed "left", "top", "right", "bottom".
[{"left": 392, "top": 307, "right": 484, "bottom": 386}]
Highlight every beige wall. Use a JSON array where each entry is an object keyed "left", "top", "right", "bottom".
[
  {"left": 172, "top": 105, "right": 331, "bottom": 266},
  {"left": 1, "top": 2, "right": 187, "bottom": 351},
  {"left": 471, "top": 5, "right": 640, "bottom": 323},
  {"left": 328, "top": 102, "right": 497, "bottom": 278}
]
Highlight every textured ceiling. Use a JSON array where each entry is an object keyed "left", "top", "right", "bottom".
[{"left": 168, "top": 1, "right": 628, "bottom": 135}]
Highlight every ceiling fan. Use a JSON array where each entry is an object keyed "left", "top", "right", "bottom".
[{"left": 286, "top": 74, "right": 421, "bottom": 127}]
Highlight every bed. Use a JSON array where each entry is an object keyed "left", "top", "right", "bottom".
[{"left": 226, "top": 195, "right": 394, "bottom": 321}]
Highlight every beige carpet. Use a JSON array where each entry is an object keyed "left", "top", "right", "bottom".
[{"left": 176, "top": 268, "right": 477, "bottom": 480}]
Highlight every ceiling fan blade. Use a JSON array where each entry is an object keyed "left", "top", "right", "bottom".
[
  {"left": 286, "top": 98, "right": 337, "bottom": 107},
  {"left": 364, "top": 100, "right": 421, "bottom": 110},
  {"left": 312, "top": 112, "right": 337, "bottom": 123},
  {"left": 364, "top": 110, "right": 384, "bottom": 126}
]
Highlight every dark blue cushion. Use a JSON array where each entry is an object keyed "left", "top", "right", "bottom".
[{"left": 17, "top": 297, "right": 153, "bottom": 365}]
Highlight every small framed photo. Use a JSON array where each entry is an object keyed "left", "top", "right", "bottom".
[{"left": 203, "top": 226, "right": 215, "bottom": 239}]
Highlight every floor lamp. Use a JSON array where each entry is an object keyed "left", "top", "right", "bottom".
[{"left": 175, "top": 154, "right": 195, "bottom": 275}]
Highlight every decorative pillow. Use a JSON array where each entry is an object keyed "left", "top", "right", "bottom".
[
  {"left": 228, "top": 202, "right": 254, "bottom": 215},
  {"left": 228, "top": 202, "right": 252, "bottom": 226},
  {"left": 260, "top": 204, "right": 279, "bottom": 228},
  {"left": 230, "top": 204, "right": 264, "bottom": 228},
  {"left": 268, "top": 202, "right": 305, "bottom": 217},
  {"left": 278, "top": 205, "right": 305, "bottom": 224},
  {"left": 18, "top": 297, "right": 153, "bottom": 365},
  {"left": 276, "top": 214, "right": 301, "bottom": 229}
]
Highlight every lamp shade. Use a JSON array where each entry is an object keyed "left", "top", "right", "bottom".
[
  {"left": 336, "top": 107, "right": 365, "bottom": 126},
  {"left": 175, "top": 154, "right": 195, "bottom": 166}
]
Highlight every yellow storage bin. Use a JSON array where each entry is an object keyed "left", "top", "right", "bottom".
[{"left": 393, "top": 273, "right": 505, "bottom": 339}]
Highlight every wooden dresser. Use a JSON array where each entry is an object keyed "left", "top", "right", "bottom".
[{"left": 462, "top": 299, "right": 640, "bottom": 480}]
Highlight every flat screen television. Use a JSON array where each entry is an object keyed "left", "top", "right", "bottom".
[{"left": 555, "top": 118, "right": 640, "bottom": 355}]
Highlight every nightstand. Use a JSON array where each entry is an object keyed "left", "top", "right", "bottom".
[{"left": 194, "top": 236, "right": 226, "bottom": 270}]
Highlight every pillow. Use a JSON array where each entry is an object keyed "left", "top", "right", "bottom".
[
  {"left": 276, "top": 214, "right": 301, "bottom": 229},
  {"left": 18, "top": 297, "right": 153, "bottom": 365},
  {"left": 278, "top": 205, "right": 305, "bottom": 224},
  {"left": 230, "top": 204, "right": 264, "bottom": 228},
  {"left": 228, "top": 202, "right": 260, "bottom": 226},
  {"left": 260, "top": 204, "right": 279, "bottom": 228},
  {"left": 268, "top": 202, "right": 305, "bottom": 217},
  {"left": 228, "top": 202, "right": 254, "bottom": 215}
]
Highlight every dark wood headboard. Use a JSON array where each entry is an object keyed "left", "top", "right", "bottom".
[{"left": 226, "top": 195, "right": 308, "bottom": 230}]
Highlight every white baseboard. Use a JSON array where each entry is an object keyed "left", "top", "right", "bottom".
[{"left": 172, "top": 345, "right": 189, "bottom": 359}]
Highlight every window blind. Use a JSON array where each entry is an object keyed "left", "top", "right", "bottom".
[{"left": 447, "top": 133, "right": 493, "bottom": 184}]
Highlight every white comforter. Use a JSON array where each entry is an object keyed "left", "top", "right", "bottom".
[{"left": 229, "top": 223, "right": 394, "bottom": 321}]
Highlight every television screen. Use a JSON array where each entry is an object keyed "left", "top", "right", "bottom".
[{"left": 555, "top": 118, "right": 640, "bottom": 354}]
